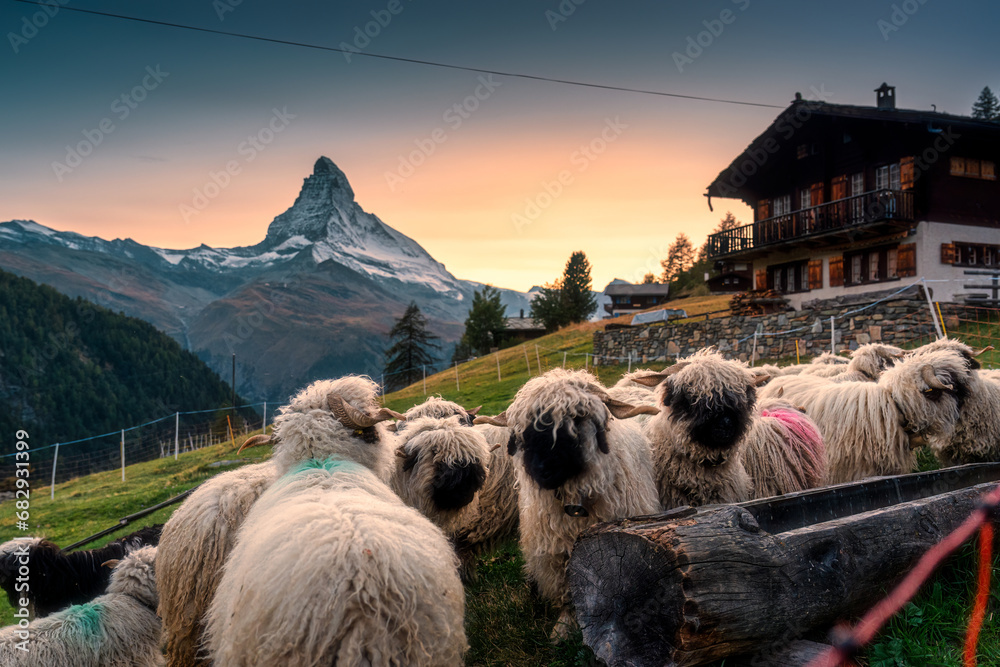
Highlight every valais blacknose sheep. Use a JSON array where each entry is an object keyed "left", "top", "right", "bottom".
[
  {"left": 157, "top": 375, "right": 401, "bottom": 666},
  {"left": 633, "top": 349, "right": 758, "bottom": 509},
  {"left": 0, "top": 525, "right": 161, "bottom": 619},
  {"left": 476, "top": 368, "right": 660, "bottom": 640},
  {"left": 742, "top": 395, "right": 826, "bottom": 497},
  {"left": 206, "top": 377, "right": 465, "bottom": 666},
  {"left": 828, "top": 343, "right": 905, "bottom": 383},
  {"left": 760, "top": 348, "right": 976, "bottom": 483},
  {"left": 0, "top": 546, "right": 162, "bottom": 666}
]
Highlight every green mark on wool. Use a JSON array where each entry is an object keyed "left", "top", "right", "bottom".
[
  {"left": 62, "top": 602, "right": 104, "bottom": 642},
  {"left": 284, "top": 457, "right": 360, "bottom": 479}
]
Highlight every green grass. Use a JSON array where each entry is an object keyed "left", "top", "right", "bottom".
[{"left": 4, "top": 302, "right": 998, "bottom": 665}]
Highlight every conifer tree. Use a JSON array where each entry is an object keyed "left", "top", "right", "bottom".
[
  {"left": 972, "top": 86, "right": 1000, "bottom": 121},
  {"left": 384, "top": 302, "right": 440, "bottom": 391}
]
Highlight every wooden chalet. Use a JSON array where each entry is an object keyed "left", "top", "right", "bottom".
[
  {"left": 603, "top": 282, "right": 671, "bottom": 317},
  {"left": 705, "top": 84, "right": 1000, "bottom": 308}
]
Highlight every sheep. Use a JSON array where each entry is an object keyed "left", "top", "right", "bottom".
[
  {"left": 0, "top": 546, "right": 162, "bottom": 666},
  {"left": 390, "top": 414, "right": 492, "bottom": 537},
  {"left": 905, "top": 340, "right": 1000, "bottom": 465},
  {"left": 742, "top": 395, "right": 826, "bottom": 497},
  {"left": 759, "top": 348, "right": 976, "bottom": 483},
  {"left": 206, "top": 382, "right": 465, "bottom": 666},
  {"left": 0, "top": 525, "right": 161, "bottom": 619},
  {"left": 606, "top": 369, "right": 660, "bottom": 425},
  {"left": 157, "top": 375, "right": 401, "bottom": 667},
  {"left": 631, "top": 349, "right": 759, "bottom": 509},
  {"left": 395, "top": 395, "right": 481, "bottom": 428},
  {"left": 475, "top": 368, "right": 660, "bottom": 640},
  {"left": 827, "top": 343, "right": 904, "bottom": 383}
]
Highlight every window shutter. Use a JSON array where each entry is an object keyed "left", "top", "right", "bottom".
[
  {"left": 982, "top": 161, "right": 996, "bottom": 181},
  {"left": 831, "top": 175, "right": 847, "bottom": 200},
  {"left": 755, "top": 268, "right": 768, "bottom": 291},
  {"left": 757, "top": 199, "right": 771, "bottom": 221},
  {"left": 810, "top": 182, "right": 825, "bottom": 206},
  {"left": 941, "top": 243, "right": 956, "bottom": 265},
  {"left": 900, "top": 156, "right": 915, "bottom": 190},
  {"left": 808, "top": 259, "right": 823, "bottom": 290},
  {"left": 897, "top": 243, "right": 916, "bottom": 277},
  {"left": 828, "top": 256, "right": 844, "bottom": 287},
  {"left": 950, "top": 157, "right": 965, "bottom": 176}
]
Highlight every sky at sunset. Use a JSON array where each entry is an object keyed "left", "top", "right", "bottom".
[{"left": 2, "top": 0, "right": 998, "bottom": 292}]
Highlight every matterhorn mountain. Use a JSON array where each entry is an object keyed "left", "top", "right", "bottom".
[{"left": 0, "top": 157, "right": 531, "bottom": 400}]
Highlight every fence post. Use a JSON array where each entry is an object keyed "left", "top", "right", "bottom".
[
  {"left": 922, "top": 281, "right": 944, "bottom": 339},
  {"left": 496, "top": 353, "right": 501, "bottom": 382},
  {"left": 585, "top": 353, "right": 589, "bottom": 371},
  {"left": 795, "top": 339, "right": 801, "bottom": 365},
  {"left": 563, "top": 352, "right": 567, "bottom": 369},
  {"left": 535, "top": 345, "right": 542, "bottom": 374},
  {"left": 263, "top": 402, "right": 267, "bottom": 432},
  {"left": 523, "top": 345, "right": 532, "bottom": 376},
  {"left": 50, "top": 443, "right": 59, "bottom": 501},
  {"left": 751, "top": 332, "right": 758, "bottom": 366},
  {"left": 830, "top": 316, "right": 835, "bottom": 354},
  {"left": 174, "top": 412, "right": 180, "bottom": 461},
  {"left": 628, "top": 353, "right": 632, "bottom": 373},
  {"left": 422, "top": 366, "right": 427, "bottom": 395},
  {"left": 454, "top": 361, "right": 460, "bottom": 391},
  {"left": 380, "top": 374, "right": 385, "bottom": 403},
  {"left": 120, "top": 429, "right": 125, "bottom": 483}
]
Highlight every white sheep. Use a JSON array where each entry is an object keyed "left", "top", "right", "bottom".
[
  {"left": 206, "top": 410, "right": 466, "bottom": 664},
  {"left": 0, "top": 546, "right": 162, "bottom": 666},
  {"left": 476, "top": 368, "right": 660, "bottom": 640},
  {"left": 632, "top": 349, "right": 758, "bottom": 509},
  {"left": 742, "top": 395, "right": 826, "bottom": 497},
  {"left": 759, "top": 348, "right": 976, "bottom": 483},
  {"left": 157, "top": 375, "right": 401, "bottom": 666}
]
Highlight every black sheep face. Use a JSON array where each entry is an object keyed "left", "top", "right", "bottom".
[
  {"left": 514, "top": 410, "right": 604, "bottom": 490},
  {"left": 662, "top": 380, "right": 755, "bottom": 452},
  {"left": 431, "top": 460, "right": 487, "bottom": 511}
]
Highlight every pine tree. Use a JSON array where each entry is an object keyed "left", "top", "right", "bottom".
[
  {"left": 383, "top": 302, "right": 440, "bottom": 391},
  {"left": 660, "top": 233, "right": 696, "bottom": 283},
  {"left": 562, "top": 251, "right": 597, "bottom": 323},
  {"left": 698, "top": 212, "right": 741, "bottom": 263},
  {"left": 530, "top": 280, "right": 568, "bottom": 332},
  {"left": 459, "top": 285, "right": 508, "bottom": 356},
  {"left": 972, "top": 86, "right": 1000, "bottom": 121}
]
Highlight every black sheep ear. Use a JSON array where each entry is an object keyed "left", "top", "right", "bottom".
[
  {"left": 595, "top": 424, "right": 610, "bottom": 455},
  {"left": 506, "top": 432, "right": 518, "bottom": 456},
  {"left": 396, "top": 446, "right": 418, "bottom": 473}
]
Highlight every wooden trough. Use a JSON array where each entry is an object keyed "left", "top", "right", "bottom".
[{"left": 567, "top": 463, "right": 1000, "bottom": 667}]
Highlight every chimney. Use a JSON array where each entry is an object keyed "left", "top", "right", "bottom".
[
  {"left": 875, "top": 83, "right": 896, "bottom": 110},
  {"left": 520, "top": 309, "right": 524, "bottom": 318}
]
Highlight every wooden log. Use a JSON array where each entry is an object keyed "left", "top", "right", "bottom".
[{"left": 568, "top": 463, "right": 1000, "bottom": 667}]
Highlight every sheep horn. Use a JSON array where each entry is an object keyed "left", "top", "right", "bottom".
[
  {"left": 102, "top": 559, "right": 120, "bottom": 569},
  {"left": 776, "top": 386, "right": 784, "bottom": 398},
  {"left": 974, "top": 346, "right": 994, "bottom": 357},
  {"left": 752, "top": 372, "right": 771, "bottom": 387},
  {"left": 839, "top": 349, "right": 852, "bottom": 356},
  {"left": 601, "top": 396, "right": 660, "bottom": 419},
  {"left": 236, "top": 434, "right": 272, "bottom": 455},
  {"left": 630, "top": 362, "right": 690, "bottom": 387},
  {"left": 921, "top": 364, "right": 953, "bottom": 391},
  {"left": 328, "top": 395, "right": 404, "bottom": 429},
  {"left": 489, "top": 443, "right": 502, "bottom": 453},
  {"left": 473, "top": 411, "right": 508, "bottom": 427},
  {"left": 395, "top": 447, "right": 408, "bottom": 458}
]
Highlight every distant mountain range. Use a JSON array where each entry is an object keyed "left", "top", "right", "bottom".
[{"left": 0, "top": 157, "right": 534, "bottom": 400}]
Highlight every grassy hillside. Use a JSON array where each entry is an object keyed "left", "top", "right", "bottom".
[{"left": 2, "top": 295, "right": 997, "bottom": 665}]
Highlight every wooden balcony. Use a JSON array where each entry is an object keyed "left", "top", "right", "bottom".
[{"left": 706, "top": 190, "right": 915, "bottom": 260}]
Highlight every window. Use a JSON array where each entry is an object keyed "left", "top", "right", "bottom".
[
  {"left": 844, "top": 245, "right": 903, "bottom": 286},
  {"left": 773, "top": 194, "right": 791, "bottom": 216},
  {"left": 951, "top": 157, "right": 997, "bottom": 181},
  {"left": 800, "top": 189, "right": 812, "bottom": 210},
  {"left": 876, "top": 163, "right": 901, "bottom": 190},
  {"left": 767, "top": 260, "right": 811, "bottom": 294},
  {"left": 948, "top": 242, "right": 1000, "bottom": 268},
  {"left": 850, "top": 172, "right": 865, "bottom": 221}
]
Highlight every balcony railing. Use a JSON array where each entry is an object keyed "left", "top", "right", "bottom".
[{"left": 707, "top": 189, "right": 915, "bottom": 259}]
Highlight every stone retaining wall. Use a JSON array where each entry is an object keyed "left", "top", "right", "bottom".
[{"left": 593, "top": 286, "right": 960, "bottom": 365}]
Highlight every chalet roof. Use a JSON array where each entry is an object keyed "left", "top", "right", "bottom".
[
  {"left": 504, "top": 316, "right": 545, "bottom": 331},
  {"left": 604, "top": 283, "right": 671, "bottom": 297},
  {"left": 706, "top": 99, "right": 1000, "bottom": 202}
]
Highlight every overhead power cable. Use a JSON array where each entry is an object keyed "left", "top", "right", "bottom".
[{"left": 11, "top": 0, "right": 784, "bottom": 109}]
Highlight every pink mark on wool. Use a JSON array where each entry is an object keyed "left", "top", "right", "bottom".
[{"left": 762, "top": 407, "right": 825, "bottom": 470}]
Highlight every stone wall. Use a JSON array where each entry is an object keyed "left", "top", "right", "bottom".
[{"left": 593, "top": 286, "right": 957, "bottom": 365}]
